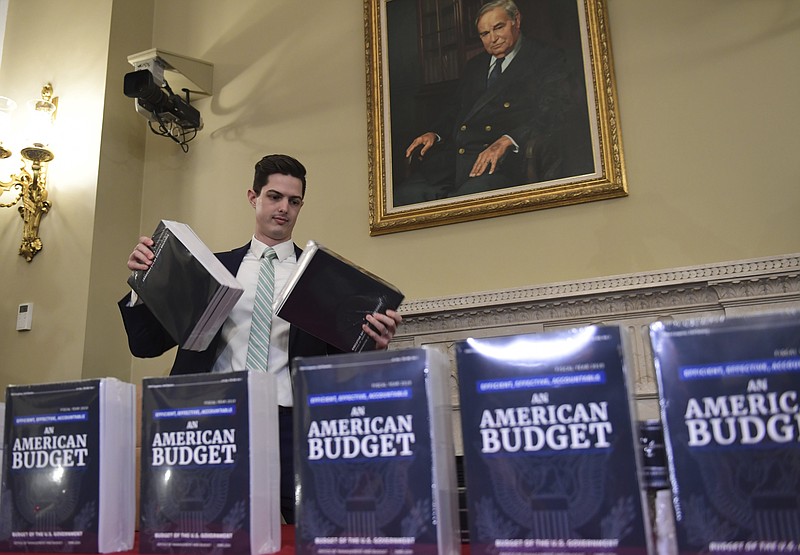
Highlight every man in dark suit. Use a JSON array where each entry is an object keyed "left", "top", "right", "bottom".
[
  {"left": 119, "top": 154, "right": 402, "bottom": 523},
  {"left": 394, "top": 0, "right": 575, "bottom": 204}
]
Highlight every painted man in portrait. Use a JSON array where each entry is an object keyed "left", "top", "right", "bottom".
[{"left": 392, "top": 0, "right": 594, "bottom": 206}]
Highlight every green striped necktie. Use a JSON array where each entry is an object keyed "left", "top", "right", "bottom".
[{"left": 246, "top": 247, "right": 278, "bottom": 371}]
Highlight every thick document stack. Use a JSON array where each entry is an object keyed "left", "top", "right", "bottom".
[
  {"left": 455, "top": 326, "right": 652, "bottom": 555},
  {"left": 292, "top": 347, "right": 460, "bottom": 555},
  {"left": 128, "top": 220, "right": 244, "bottom": 351},
  {"left": 276, "top": 240, "right": 404, "bottom": 352},
  {"left": 140, "top": 371, "right": 280, "bottom": 555},
  {"left": 2, "top": 378, "right": 136, "bottom": 553},
  {"left": 650, "top": 311, "right": 800, "bottom": 554}
]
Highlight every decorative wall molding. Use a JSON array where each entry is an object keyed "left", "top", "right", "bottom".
[
  {"left": 398, "top": 254, "right": 800, "bottom": 331},
  {"left": 392, "top": 253, "right": 800, "bottom": 445}
]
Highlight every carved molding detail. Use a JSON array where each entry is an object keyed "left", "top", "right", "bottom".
[
  {"left": 397, "top": 254, "right": 800, "bottom": 335},
  {"left": 393, "top": 254, "right": 800, "bottom": 427}
]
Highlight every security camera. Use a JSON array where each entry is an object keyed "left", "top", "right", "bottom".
[
  {"left": 124, "top": 69, "right": 202, "bottom": 130},
  {"left": 124, "top": 49, "right": 213, "bottom": 152}
]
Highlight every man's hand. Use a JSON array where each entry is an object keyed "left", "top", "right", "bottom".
[
  {"left": 127, "top": 236, "right": 155, "bottom": 271},
  {"left": 405, "top": 132, "right": 438, "bottom": 159},
  {"left": 363, "top": 309, "right": 403, "bottom": 350},
  {"left": 469, "top": 135, "right": 514, "bottom": 177}
]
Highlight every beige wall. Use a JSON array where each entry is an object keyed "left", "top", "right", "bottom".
[
  {"left": 82, "top": 0, "right": 154, "bottom": 381},
  {"left": 1, "top": 0, "right": 799, "bottom": 389},
  {"left": 0, "top": 0, "right": 114, "bottom": 388}
]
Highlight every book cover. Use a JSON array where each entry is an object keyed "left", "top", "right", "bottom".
[
  {"left": 127, "top": 220, "right": 244, "bottom": 351},
  {"left": 292, "top": 347, "right": 460, "bottom": 555},
  {"left": 139, "top": 371, "right": 280, "bottom": 555},
  {"left": 276, "top": 240, "right": 404, "bottom": 353},
  {"left": 2, "top": 378, "right": 135, "bottom": 553},
  {"left": 650, "top": 311, "right": 800, "bottom": 554},
  {"left": 455, "top": 326, "right": 651, "bottom": 555}
]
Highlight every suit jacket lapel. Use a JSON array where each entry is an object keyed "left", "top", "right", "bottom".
[
  {"left": 461, "top": 37, "right": 534, "bottom": 123},
  {"left": 464, "top": 75, "right": 513, "bottom": 122},
  {"left": 217, "top": 243, "right": 249, "bottom": 275}
]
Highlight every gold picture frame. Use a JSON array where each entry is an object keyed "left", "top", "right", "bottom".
[{"left": 365, "top": 0, "right": 626, "bottom": 235}]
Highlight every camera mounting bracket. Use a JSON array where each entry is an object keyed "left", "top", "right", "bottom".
[{"left": 127, "top": 49, "right": 213, "bottom": 97}]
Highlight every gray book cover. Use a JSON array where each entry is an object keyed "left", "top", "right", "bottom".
[
  {"left": 276, "top": 241, "right": 404, "bottom": 353},
  {"left": 127, "top": 220, "right": 243, "bottom": 351}
]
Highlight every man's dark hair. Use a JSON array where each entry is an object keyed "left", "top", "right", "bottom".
[
  {"left": 253, "top": 154, "right": 307, "bottom": 197},
  {"left": 476, "top": 0, "right": 519, "bottom": 26}
]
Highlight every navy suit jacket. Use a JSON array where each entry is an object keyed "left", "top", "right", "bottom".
[
  {"left": 431, "top": 36, "right": 570, "bottom": 188},
  {"left": 118, "top": 242, "right": 339, "bottom": 376}
]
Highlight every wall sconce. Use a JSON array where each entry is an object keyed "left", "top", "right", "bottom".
[{"left": 0, "top": 84, "right": 57, "bottom": 262}]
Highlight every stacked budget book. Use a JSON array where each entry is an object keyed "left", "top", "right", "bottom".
[
  {"left": 1, "top": 310, "right": 798, "bottom": 555},
  {"left": 139, "top": 371, "right": 281, "bottom": 555},
  {"left": 455, "top": 326, "right": 653, "bottom": 555},
  {"left": 2, "top": 378, "right": 136, "bottom": 553},
  {"left": 292, "top": 347, "right": 460, "bottom": 555},
  {"left": 276, "top": 240, "right": 405, "bottom": 353},
  {"left": 650, "top": 311, "right": 800, "bottom": 554},
  {"left": 127, "top": 219, "right": 244, "bottom": 351}
]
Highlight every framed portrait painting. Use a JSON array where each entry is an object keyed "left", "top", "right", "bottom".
[{"left": 365, "top": 0, "right": 627, "bottom": 234}]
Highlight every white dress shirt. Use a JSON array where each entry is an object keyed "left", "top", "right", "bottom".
[
  {"left": 486, "top": 36, "right": 521, "bottom": 79},
  {"left": 212, "top": 237, "right": 297, "bottom": 406}
]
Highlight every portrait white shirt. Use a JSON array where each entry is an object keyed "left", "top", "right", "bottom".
[
  {"left": 212, "top": 237, "right": 297, "bottom": 406},
  {"left": 487, "top": 35, "right": 521, "bottom": 78}
]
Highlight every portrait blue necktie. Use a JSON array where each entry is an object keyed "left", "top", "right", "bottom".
[
  {"left": 246, "top": 247, "right": 278, "bottom": 371},
  {"left": 487, "top": 57, "right": 504, "bottom": 88}
]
